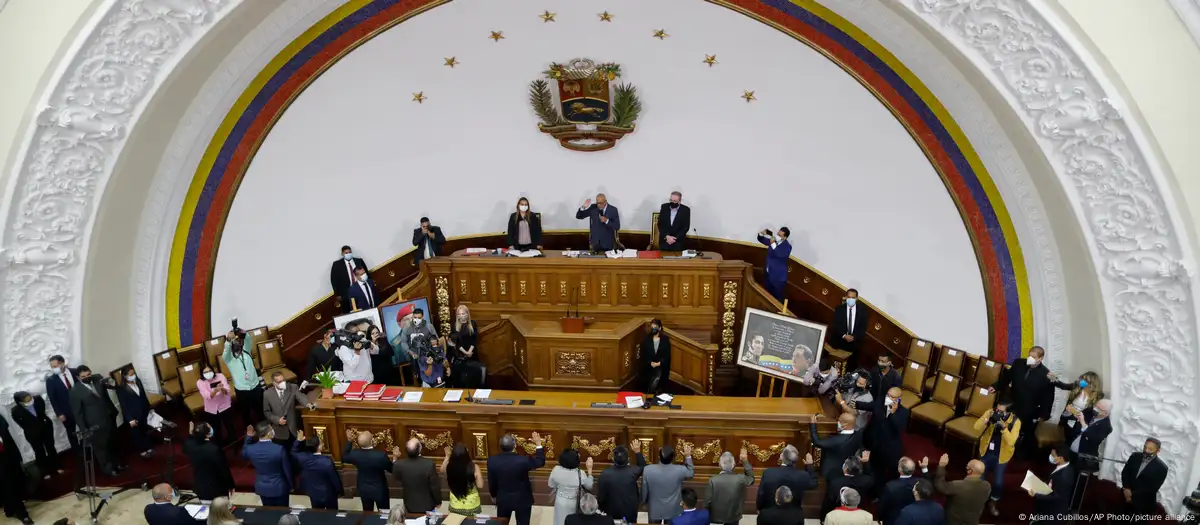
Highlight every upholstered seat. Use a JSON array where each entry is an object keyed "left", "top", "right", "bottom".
[
  {"left": 257, "top": 338, "right": 298, "bottom": 385},
  {"left": 261, "top": 368, "right": 298, "bottom": 384},
  {"left": 944, "top": 417, "right": 984, "bottom": 442},
  {"left": 152, "top": 348, "right": 184, "bottom": 399},
  {"left": 910, "top": 372, "right": 962, "bottom": 437},
  {"left": 176, "top": 361, "right": 205, "bottom": 417},
  {"left": 900, "top": 390, "right": 921, "bottom": 409},
  {"left": 1036, "top": 420, "right": 1064, "bottom": 448},
  {"left": 911, "top": 402, "right": 956, "bottom": 427},
  {"left": 945, "top": 385, "right": 996, "bottom": 445},
  {"left": 924, "top": 345, "right": 966, "bottom": 393}
]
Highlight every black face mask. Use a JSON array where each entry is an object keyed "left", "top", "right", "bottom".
[
  {"left": 1143, "top": 451, "right": 1156, "bottom": 459},
  {"left": 670, "top": 202, "right": 679, "bottom": 209}
]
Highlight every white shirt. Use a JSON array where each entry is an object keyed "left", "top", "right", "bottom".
[
  {"left": 336, "top": 346, "right": 374, "bottom": 383},
  {"left": 358, "top": 281, "right": 375, "bottom": 307},
  {"left": 423, "top": 241, "right": 432, "bottom": 260},
  {"left": 669, "top": 206, "right": 678, "bottom": 225},
  {"left": 128, "top": 381, "right": 140, "bottom": 396}
]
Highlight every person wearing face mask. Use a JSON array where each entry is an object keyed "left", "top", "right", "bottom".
[
  {"left": 69, "top": 365, "right": 123, "bottom": 477},
  {"left": 973, "top": 399, "right": 1020, "bottom": 517},
  {"left": 223, "top": 329, "right": 265, "bottom": 429},
  {"left": 1120, "top": 437, "right": 1167, "bottom": 520},
  {"left": 448, "top": 305, "right": 483, "bottom": 388},
  {"left": 0, "top": 411, "right": 34, "bottom": 524},
  {"left": 867, "top": 355, "right": 901, "bottom": 441},
  {"left": 242, "top": 421, "right": 293, "bottom": 506},
  {"left": 987, "top": 345, "right": 1055, "bottom": 459},
  {"left": 931, "top": 454, "right": 991, "bottom": 525},
  {"left": 1028, "top": 445, "right": 1075, "bottom": 523},
  {"left": 1066, "top": 398, "right": 1112, "bottom": 469},
  {"left": 641, "top": 319, "right": 672, "bottom": 395},
  {"left": 835, "top": 372, "right": 874, "bottom": 431},
  {"left": 367, "top": 324, "right": 398, "bottom": 386},
  {"left": 801, "top": 356, "right": 840, "bottom": 395},
  {"left": 263, "top": 371, "right": 316, "bottom": 447},
  {"left": 1054, "top": 371, "right": 1104, "bottom": 439},
  {"left": 306, "top": 329, "right": 342, "bottom": 380},
  {"left": 831, "top": 289, "right": 869, "bottom": 362},
  {"left": 656, "top": 191, "right": 691, "bottom": 251},
  {"left": 822, "top": 454, "right": 875, "bottom": 521},
  {"left": 44, "top": 354, "right": 81, "bottom": 452},
  {"left": 10, "top": 391, "right": 63, "bottom": 479},
  {"left": 870, "top": 387, "right": 910, "bottom": 490},
  {"left": 331, "top": 245, "right": 368, "bottom": 313},
  {"left": 576, "top": 193, "right": 622, "bottom": 252},
  {"left": 183, "top": 421, "right": 235, "bottom": 502},
  {"left": 507, "top": 197, "right": 544, "bottom": 252},
  {"left": 292, "top": 429, "right": 343, "bottom": 510},
  {"left": 143, "top": 483, "right": 201, "bottom": 525},
  {"left": 756, "top": 227, "right": 791, "bottom": 302},
  {"left": 346, "top": 266, "right": 381, "bottom": 310},
  {"left": 337, "top": 335, "right": 375, "bottom": 383},
  {"left": 398, "top": 307, "right": 439, "bottom": 382},
  {"left": 196, "top": 364, "right": 234, "bottom": 445},
  {"left": 418, "top": 337, "right": 449, "bottom": 388},
  {"left": 413, "top": 217, "right": 446, "bottom": 265},
  {"left": 809, "top": 412, "right": 864, "bottom": 481},
  {"left": 116, "top": 365, "right": 156, "bottom": 457}
]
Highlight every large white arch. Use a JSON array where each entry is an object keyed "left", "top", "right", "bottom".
[{"left": 0, "top": 0, "right": 1195, "bottom": 510}]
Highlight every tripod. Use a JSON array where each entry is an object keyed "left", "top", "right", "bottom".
[
  {"left": 1072, "top": 453, "right": 1128, "bottom": 525},
  {"left": 156, "top": 421, "right": 198, "bottom": 505}
]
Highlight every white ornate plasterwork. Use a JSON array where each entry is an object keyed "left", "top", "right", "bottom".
[
  {"left": 1169, "top": 0, "right": 1200, "bottom": 50},
  {"left": 906, "top": 0, "right": 1199, "bottom": 512},
  {"left": 0, "top": 0, "right": 238, "bottom": 401}
]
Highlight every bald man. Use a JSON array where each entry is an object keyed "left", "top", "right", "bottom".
[
  {"left": 878, "top": 457, "right": 925, "bottom": 525},
  {"left": 871, "top": 386, "right": 910, "bottom": 487},
  {"left": 391, "top": 437, "right": 442, "bottom": 514},
  {"left": 343, "top": 430, "right": 397, "bottom": 512},
  {"left": 932, "top": 454, "right": 991, "bottom": 525},
  {"left": 144, "top": 483, "right": 201, "bottom": 524},
  {"left": 809, "top": 412, "right": 863, "bottom": 480},
  {"left": 576, "top": 193, "right": 621, "bottom": 251}
]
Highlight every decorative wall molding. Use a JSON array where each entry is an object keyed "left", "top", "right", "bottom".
[
  {"left": 1169, "top": 0, "right": 1200, "bottom": 50},
  {"left": 905, "top": 0, "right": 1199, "bottom": 512}
]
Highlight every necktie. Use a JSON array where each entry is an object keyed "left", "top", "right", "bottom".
[
  {"left": 847, "top": 306, "right": 852, "bottom": 330},
  {"left": 347, "top": 261, "right": 354, "bottom": 283},
  {"left": 63, "top": 373, "right": 72, "bottom": 390},
  {"left": 363, "top": 283, "right": 374, "bottom": 307}
]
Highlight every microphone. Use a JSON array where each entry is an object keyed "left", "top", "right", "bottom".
[{"left": 692, "top": 228, "right": 704, "bottom": 256}]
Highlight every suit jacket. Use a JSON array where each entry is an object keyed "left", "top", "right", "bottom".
[
  {"left": 576, "top": 204, "right": 621, "bottom": 251},
  {"left": 393, "top": 455, "right": 442, "bottom": 513},
  {"left": 642, "top": 334, "right": 671, "bottom": 382},
  {"left": 869, "top": 368, "right": 901, "bottom": 410},
  {"left": 993, "top": 360, "right": 1054, "bottom": 421},
  {"left": 757, "top": 503, "right": 806, "bottom": 525},
  {"left": 292, "top": 442, "right": 342, "bottom": 505},
  {"left": 1121, "top": 453, "right": 1167, "bottom": 512},
  {"left": 932, "top": 466, "right": 990, "bottom": 525},
  {"left": 306, "top": 342, "right": 342, "bottom": 379},
  {"left": 896, "top": 500, "right": 945, "bottom": 525},
  {"left": 143, "top": 502, "right": 203, "bottom": 525},
  {"left": 870, "top": 404, "right": 909, "bottom": 466},
  {"left": 641, "top": 460, "right": 696, "bottom": 521},
  {"left": 11, "top": 396, "right": 54, "bottom": 444},
  {"left": 757, "top": 235, "right": 791, "bottom": 284},
  {"left": 597, "top": 453, "right": 647, "bottom": 521},
  {"left": 487, "top": 448, "right": 547, "bottom": 507},
  {"left": 810, "top": 423, "right": 863, "bottom": 480},
  {"left": 330, "top": 257, "right": 367, "bottom": 298},
  {"left": 1065, "top": 416, "right": 1111, "bottom": 459},
  {"left": 823, "top": 472, "right": 875, "bottom": 519},
  {"left": 878, "top": 475, "right": 924, "bottom": 525},
  {"left": 45, "top": 367, "right": 79, "bottom": 427},
  {"left": 69, "top": 378, "right": 117, "bottom": 433},
  {"left": 346, "top": 279, "right": 382, "bottom": 310},
  {"left": 263, "top": 384, "right": 311, "bottom": 439},
  {"left": 182, "top": 436, "right": 235, "bottom": 501},
  {"left": 1033, "top": 464, "right": 1076, "bottom": 515},
  {"left": 657, "top": 203, "right": 691, "bottom": 251},
  {"left": 342, "top": 443, "right": 394, "bottom": 501},
  {"left": 565, "top": 514, "right": 613, "bottom": 525},
  {"left": 672, "top": 509, "right": 709, "bottom": 525},
  {"left": 707, "top": 459, "right": 755, "bottom": 523},
  {"left": 831, "top": 303, "right": 869, "bottom": 352},
  {"left": 412, "top": 226, "right": 446, "bottom": 264},
  {"left": 507, "top": 212, "right": 543, "bottom": 248},
  {"left": 242, "top": 436, "right": 292, "bottom": 497},
  {"left": 116, "top": 378, "right": 152, "bottom": 426},
  {"left": 0, "top": 417, "right": 25, "bottom": 480},
  {"left": 757, "top": 464, "right": 817, "bottom": 511}
]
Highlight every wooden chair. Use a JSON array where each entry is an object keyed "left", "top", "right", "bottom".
[
  {"left": 910, "top": 372, "right": 962, "bottom": 438},
  {"left": 907, "top": 338, "right": 934, "bottom": 366},
  {"left": 898, "top": 360, "right": 928, "bottom": 409},
  {"left": 648, "top": 212, "right": 660, "bottom": 250},
  {"left": 244, "top": 326, "right": 271, "bottom": 352},
  {"left": 924, "top": 345, "right": 966, "bottom": 393},
  {"left": 176, "top": 361, "right": 206, "bottom": 416},
  {"left": 959, "top": 356, "right": 1002, "bottom": 405},
  {"left": 257, "top": 338, "right": 298, "bottom": 384},
  {"left": 944, "top": 385, "right": 997, "bottom": 446},
  {"left": 108, "top": 364, "right": 167, "bottom": 409},
  {"left": 152, "top": 348, "right": 184, "bottom": 400},
  {"left": 203, "top": 335, "right": 226, "bottom": 369}
]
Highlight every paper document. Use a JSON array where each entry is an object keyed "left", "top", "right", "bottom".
[
  {"left": 474, "top": 389, "right": 492, "bottom": 399},
  {"left": 625, "top": 396, "right": 645, "bottom": 409},
  {"left": 1021, "top": 471, "right": 1052, "bottom": 495},
  {"left": 146, "top": 410, "right": 165, "bottom": 430},
  {"left": 402, "top": 391, "right": 424, "bottom": 403},
  {"left": 333, "top": 383, "right": 350, "bottom": 395},
  {"left": 681, "top": 250, "right": 698, "bottom": 258},
  {"left": 606, "top": 249, "right": 640, "bottom": 259},
  {"left": 508, "top": 249, "right": 542, "bottom": 258},
  {"left": 443, "top": 390, "right": 464, "bottom": 402},
  {"left": 443, "top": 513, "right": 466, "bottom": 525},
  {"left": 185, "top": 504, "right": 209, "bottom": 519},
  {"left": 464, "top": 248, "right": 487, "bottom": 254},
  {"left": 405, "top": 519, "right": 426, "bottom": 525},
  {"left": 656, "top": 394, "right": 674, "bottom": 403}
]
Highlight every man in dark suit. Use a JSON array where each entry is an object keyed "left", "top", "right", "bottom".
[
  {"left": 672, "top": 488, "right": 709, "bottom": 525},
  {"left": 756, "top": 445, "right": 817, "bottom": 511},
  {"left": 346, "top": 266, "right": 381, "bottom": 310},
  {"left": 810, "top": 412, "right": 863, "bottom": 480},
  {"left": 412, "top": 217, "right": 445, "bottom": 266},
  {"left": 1121, "top": 438, "right": 1168, "bottom": 519},
  {"left": 392, "top": 437, "right": 442, "bottom": 514},
  {"left": 896, "top": 479, "right": 944, "bottom": 525},
  {"left": 597, "top": 441, "right": 647, "bottom": 522},
  {"left": 756, "top": 227, "right": 791, "bottom": 302},
  {"left": 143, "top": 483, "right": 202, "bottom": 525},
  {"left": 0, "top": 416, "right": 34, "bottom": 524},
  {"left": 331, "top": 245, "right": 368, "bottom": 313},
  {"left": 342, "top": 430, "right": 395, "bottom": 512},
  {"left": 488, "top": 432, "right": 546, "bottom": 525},
  {"left": 11, "top": 391, "right": 63, "bottom": 478},
  {"left": 989, "top": 345, "right": 1055, "bottom": 458},
  {"left": 821, "top": 455, "right": 875, "bottom": 519},
  {"left": 871, "top": 387, "right": 909, "bottom": 487},
  {"left": 306, "top": 329, "right": 342, "bottom": 379},
  {"left": 576, "top": 194, "right": 621, "bottom": 251},
  {"left": 242, "top": 422, "right": 293, "bottom": 506},
  {"left": 69, "top": 365, "right": 122, "bottom": 476},
  {"left": 1066, "top": 398, "right": 1112, "bottom": 469},
  {"left": 932, "top": 454, "right": 990, "bottom": 525},
  {"left": 291, "top": 430, "right": 341, "bottom": 510},
  {"left": 45, "top": 354, "right": 79, "bottom": 451},
  {"left": 831, "top": 289, "right": 869, "bottom": 361},
  {"left": 656, "top": 191, "right": 690, "bottom": 251},
  {"left": 877, "top": 457, "right": 924, "bottom": 525},
  {"left": 757, "top": 486, "right": 805, "bottom": 525},
  {"left": 1030, "top": 445, "right": 1076, "bottom": 523}
]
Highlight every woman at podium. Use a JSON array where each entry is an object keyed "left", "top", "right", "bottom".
[
  {"left": 642, "top": 319, "right": 671, "bottom": 395},
  {"left": 448, "top": 305, "right": 482, "bottom": 388},
  {"left": 507, "top": 197, "right": 543, "bottom": 251}
]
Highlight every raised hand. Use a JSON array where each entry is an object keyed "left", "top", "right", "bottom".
[
  {"left": 809, "top": 414, "right": 820, "bottom": 424},
  {"left": 859, "top": 450, "right": 871, "bottom": 463},
  {"left": 346, "top": 429, "right": 355, "bottom": 440},
  {"left": 297, "top": 430, "right": 305, "bottom": 441},
  {"left": 739, "top": 448, "right": 748, "bottom": 462},
  {"left": 631, "top": 439, "right": 641, "bottom": 453},
  {"left": 393, "top": 446, "right": 402, "bottom": 457},
  {"left": 804, "top": 453, "right": 814, "bottom": 465},
  {"left": 188, "top": 421, "right": 195, "bottom": 433},
  {"left": 682, "top": 444, "right": 694, "bottom": 457},
  {"left": 585, "top": 456, "right": 593, "bottom": 471},
  {"left": 532, "top": 432, "right": 543, "bottom": 446},
  {"left": 919, "top": 457, "right": 929, "bottom": 469},
  {"left": 583, "top": 198, "right": 592, "bottom": 208},
  {"left": 939, "top": 454, "right": 950, "bottom": 467},
  {"left": 246, "top": 425, "right": 256, "bottom": 438}
]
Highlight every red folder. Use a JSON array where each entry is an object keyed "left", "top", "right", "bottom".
[
  {"left": 363, "top": 383, "right": 386, "bottom": 400},
  {"left": 617, "top": 391, "right": 644, "bottom": 406},
  {"left": 637, "top": 251, "right": 661, "bottom": 259}
]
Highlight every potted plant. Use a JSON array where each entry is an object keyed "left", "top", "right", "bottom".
[{"left": 313, "top": 367, "right": 338, "bottom": 399}]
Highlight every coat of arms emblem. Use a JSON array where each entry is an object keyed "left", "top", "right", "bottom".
[{"left": 529, "top": 58, "right": 642, "bottom": 152}]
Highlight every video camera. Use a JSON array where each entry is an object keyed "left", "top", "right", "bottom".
[
  {"left": 330, "top": 327, "right": 367, "bottom": 349},
  {"left": 835, "top": 368, "right": 871, "bottom": 395}
]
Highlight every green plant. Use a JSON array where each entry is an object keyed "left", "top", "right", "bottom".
[
  {"left": 611, "top": 83, "right": 642, "bottom": 128},
  {"left": 313, "top": 367, "right": 338, "bottom": 389}
]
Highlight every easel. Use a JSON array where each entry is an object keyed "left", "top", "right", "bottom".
[{"left": 755, "top": 299, "right": 792, "bottom": 398}]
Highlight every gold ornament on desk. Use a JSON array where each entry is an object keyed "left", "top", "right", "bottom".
[{"left": 529, "top": 58, "right": 642, "bottom": 152}]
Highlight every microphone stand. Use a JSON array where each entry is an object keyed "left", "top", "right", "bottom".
[
  {"left": 1071, "top": 453, "right": 1128, "bottom": 523},
  {"left": 692, "top": 228, "right": 704, "bottom": 257}
]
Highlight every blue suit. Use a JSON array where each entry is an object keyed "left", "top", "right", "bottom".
[
  {"left": 671, "top": 509, "right": 709, "bottom": 525},
  {"left": 143, "top": 501, "right": 202, "bottom": 524},
  {"left": 576, "top": 203, "right": 621, "bottom": 251},
  {"left": 758, "top": 235, "right": 791, "bottom": 301},
  {"left": 292, "top": 442, "right": 342, "bottom": 510},
  {"left": 45, "top": 367, "right": 79, "bottom": 449},
  {"left": 242, "top": 436, "right": 293, "bottom": 505},
  {"left": 895, "top": 500, "right": 945, "bottom": 525}
]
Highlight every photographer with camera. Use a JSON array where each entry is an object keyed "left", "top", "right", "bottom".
[
  {"left": 222, "top": 320, "right": 264, "bottom": 427},
  {"left": 336, "top": 331, "right": 374, "bottom": 383},
  {"left": 418, "top": 336, "right": 449, "bottom": 387},
  {"left": 399, "top": 308, "right": 439, "bottom": 383},
  {"left": 972, "top": 398, "right": 1020, "bottom": 518},
  {"left": 834, "top": 369, "right": 874, "bottom": 431}
]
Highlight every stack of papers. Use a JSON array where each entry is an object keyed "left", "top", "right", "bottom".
[
  {"left": 563, "top": 250, "right": 585, "bottom": 257},
  {"left": 443, "top": 390, "right": 464, "bottom": 402},
  {"left": 507, "top": 249, "right": 542, "bottom": 258},
  {"left": 1021, "top": 471, "right": 1052, "bottom": 495},
  {"left": 473, "top": 389, "right": 492, "bottom": 399},
  {"left": 185, "top": 504, "right": 209, "bottom": 519},
  {"left": 363, "top": 384, "right": 385, "bottom": 401},
  {"left": 656, "top": 394, "right": 674, "bottom": 404},
  {"left": 401, "top": 391, "right": 424, "bottom": 403},
  {"left": 606, "top": 249, "right": 640, "bottom": 259},
  {"left": 464, "top": 248, "right": 488, "bottom": 254}
]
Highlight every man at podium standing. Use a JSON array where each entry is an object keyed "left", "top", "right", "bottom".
[
  {"left": 657, "top": 191, "right": 690, "bottom": 252},
  {"left": 576, "top": 194, "right": 621, "bottom": 251}
]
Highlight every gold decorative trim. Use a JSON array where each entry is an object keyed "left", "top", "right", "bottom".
[
  {"left": 624, "top": 349, "right": 631, "bottom": 369},
  {"left": 480, "top": 279, "right": 488, "bottom": 295},
  {"left": 571, "top": 436, "right": 616, "bottom": 459},
  {"left": 313, "top": 426, "right": 327, "bottom": 453},
  {"left": 637, "top": 438, "right": 654, "bottom": 461},
  {"left": 348, "top": 428, "right": 395, "bottom": 452},
  {"left": 821, "top": 288, "right": 829, "bottom": 296},
  {"left": 682, "top": 282, "right": 690, "bottom": 300},
  {"left": 459, "top": 279, "right": 467, "bottom": 295},
  {"left": 742, "top": 440, "right": 787, "bottom": 463},
  {"left": 703, "top": 283, "right": 711, "bottom": 299},
  {"left": 411, "top": 430, "right": 453, "bottom": 451},
  {"left": 514, "top": 434, "right": 554, "bottom": 455},
  {"left": 555, "top": 351, "right": 590, "bottom": 376},
  {"left": 721, "top": 281, "right": 739, "bottom": 363},
  {"left": 810, "top": 444, "right": 823, "bottom": 469},
  {"left": 600, "top": 281, "right": 608, "bottom": 298},
  {"left": 641, "top": 282, "right": 648, "bottom": 298},
  {"left": 473, "top": 433, "right": 488, "bottom": 458},
  {"left": 661, "top": 282, "right": 668, "bottom": 299},
  {"left": 580, "top": 281, "right": 587, "bottom": 297},
  {"left": 675, "top": 438, "right": 722, "bottom": 464},
  {"left": 802, "top": 276, "right": 811, "bottom": 284},
  {"left": 314, "top": 313, "right": 322, "bottom": 321},
  {"left": 560, "top": 280, "right": 567, "bottom": 298},
  {"left": 434, "top": 276, "right": 452, "bottom": 336},
  {"left": 388, "top": 270, "right": 396, "bottom": 277},
  {"left": 893, "top": 337, "right": 901, "bottom": 345},
  {"left": 539, "top": 280, "right": 547, "bottom": 296},
  {"left": 620, "top": 282, "right": 628, "bottom": 298},
  {"left": 500, "top": 280, "right": 508, "bottom": 295},
  {"left": 707, "top": 353, "right": 715, "bottom": 394},
  {"left": 874, "top": 323, "right": 882, "bottom": 330},
  {"left": 520, "top": 280, "right": 527, "bottom": 296}
]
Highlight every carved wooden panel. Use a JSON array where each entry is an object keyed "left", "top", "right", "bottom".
[
  {"left": 674, "top": 437, "right": 724, "bottom": 465},
  {"left": 346, "top": 428, "right": 395, "bottom": 452},
  {"left": 571, "top": 435, "right": 617, "bottom": 460}
]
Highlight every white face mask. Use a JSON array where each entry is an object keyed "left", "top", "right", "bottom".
[
  {"left": 518, "top": 204, "right": 529, "bottom": 212},
  {"left": 343, "top": 253, "right": 353, "bottom": 260},
  {"left": 414, "top": 318, "right": 423, "bottom": 325},
  {"left": 1027, "top": 356, "right": 1039, "bottom": 366},
  {"left": 457, "top": 315, "right": 468, "bottom": 323},
  {"left": 275, "top": 382, "right": 286, "bottom": 391},
  {"left": 1048, "top": 454, "right": 1057, "bottom": 465},
  {"left": 203, "top": 371, "right": 214, "bottom": 380},
  {"left": 357, "top": 273, "right": 367, "bottom": 282},
  {"left": 884, "top": 397, "right": 895, "bottom": 407},
  {"left": 127, "top": 374, "right": 137, "bottom": 382},
  {"left": 51, "top": 365, "right": 62, "bottom": 374},
  {"left": 22, "top": 400, "right": 33, "bottom": 407}
]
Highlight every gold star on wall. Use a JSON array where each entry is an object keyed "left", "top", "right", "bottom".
[
  {"left": 741, "top": 90, "right": 756, "bottom": 103},
  {"left": 653, "top": 29, "right": 669, "bottom": 40},
  {"left": 489, "top": 31, "right": 505, "bottom": 42},
  {"left": 539, "top": 10, "right": 556, "bottom": 22},
  {"left": 703, "top": 55, "right": 718, "bottom": 67},
  {"left": 598, "top": 11, "right": 614, "bottom": 22},
  {"left": 444, "top": 57, "right": 459, "bottom": 68},
  {"left": 412, "top": 92, "right": 426, "bottom": 103}
]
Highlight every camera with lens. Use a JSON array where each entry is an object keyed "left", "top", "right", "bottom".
[
  {"left": 330, "top": 328, "right": 365, "bottom": 349},
  {"left": 990, "top": 410, "right": 1008, "bottom": 426},
  {"left": 835, "top": 368, "right": 871, "bottom": 394}
]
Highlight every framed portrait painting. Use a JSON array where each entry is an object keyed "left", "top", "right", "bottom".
[{"left": 736, "top": 307, "right": 828, "bottom": 383}]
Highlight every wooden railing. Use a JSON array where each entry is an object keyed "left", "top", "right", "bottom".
[{"left": 662, "top": 326, "right": 720, "bottom": 395}]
